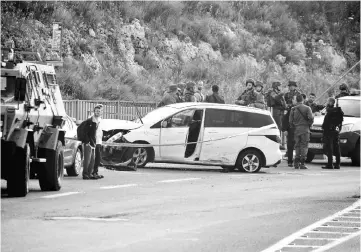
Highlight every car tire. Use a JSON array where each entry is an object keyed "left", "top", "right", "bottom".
[
  {"left": 351, "top": 141, "right": 360, "bottom": 166},
  {"left": 38, "top": 141, "right": 64, "bottom": 191},
  {"left": 66, "top": 148, "right": 82, "bottom": 176},
  {"left": 130, "top": 147, "right": 150, "bottom": 168},
  {"left": 237, "top": 150, "right": 262, "bottom": 173},
  {"left": 7, "top": 144, "right": 30, "bottom": 197},
  {"left": 305, "top": 151, "right": 315, "bottom": 163}
]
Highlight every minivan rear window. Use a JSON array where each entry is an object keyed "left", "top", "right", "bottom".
[{"left": 204, "top": 109, "right": 274, "bottom": 128}]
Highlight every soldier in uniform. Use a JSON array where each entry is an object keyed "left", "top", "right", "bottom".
[
  {"left": 251, "top": 81, "right": 266, "bottom": 109},
  {"left": 284, "top": 81, "right": 300, "bottom": 166},
  {"left": 289, "top": 94, "right": 314, "bottom": 169},
  {"left": 194, "top": 81, "right": 205, "bottom": 102},
  {"left": 157, "top": 84, "right": 178, "bottom": 107},
  {"left": 184, "top": 81, "right": 197, "bottom": 102},
  {"left": 304, "top": 93, "right": 325, "bottom": 114},
  {"left": 235, "top": 78, "right": 257, "bottom": 106},
  {"left": 268, "top": 81, "right": 286, "bottom": 132},
  {"left": 177, "top": 82, "right": 186, "bottom": 101},
  {"left": 335, "top": 83, "right": 350, "bottom": 99}
]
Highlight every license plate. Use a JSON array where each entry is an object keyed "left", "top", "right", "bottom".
[{"left": 308, "top": 143, "right": 323, "bottom": 149}]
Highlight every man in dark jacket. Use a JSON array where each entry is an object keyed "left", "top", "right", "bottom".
[
  {"left": 204, "top": 85, "right": 225, "bottom": 104},
  {"left": 289, "top": 94, "right": 314, "bottom": 169},
  {"left": 235, "top": 78, "right": 257, "bottom": 106},
  {"left": 321, "top": 97, "right": 344, "bottom": 169},
  {"left": 335, "top": 83, "right": 350, "bottom": 99},
  {"left": 305, "top": 93, "right": 325, "bottom": 114},
  {"left": 82, "top": 105, "right": 102, "bottom": 179}
]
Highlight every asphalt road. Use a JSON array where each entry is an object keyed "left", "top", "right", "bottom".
[{"left": 1, "top": 158, "right": 360, "bottom": 252}]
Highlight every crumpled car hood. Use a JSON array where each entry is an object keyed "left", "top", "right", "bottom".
[{"left": 100, "top": 119, "right": 142, "bottom": 131}]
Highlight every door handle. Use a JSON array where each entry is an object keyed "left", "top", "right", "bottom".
[{"left": 208, "top": 131, "right": 217, "bottom": 134}]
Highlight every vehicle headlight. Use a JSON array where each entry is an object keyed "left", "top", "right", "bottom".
[{"left": 340, "top": 124, "right": 354, "bottom": 133}]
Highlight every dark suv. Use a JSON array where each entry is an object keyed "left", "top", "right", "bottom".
[{"left": 307, "top": 95, "right": 360, "bottom": 166}]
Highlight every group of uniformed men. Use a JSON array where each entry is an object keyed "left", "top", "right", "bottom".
[
  {"left": 158, "top": 78, "right": 350, "bottom": 170},
  {"left": 157, "top": 81, "right": 225, "bottom": 107}
]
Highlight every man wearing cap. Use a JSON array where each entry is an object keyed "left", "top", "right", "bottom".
[
  {"left": 268, "top": 81, "right": 287, "bottom": 131},
  {"left": 157, "top": 84, "right": 178, "bottom": 107},
  {"left": 184, "top": 81, "right": 197, "bottom": 102},
  {"left": 283, "top": 81, "right": 300, "bottom": 166},
  {"left": 251, "top": 81, "right": 266, "bottom": 109},
  {"left": 335, "top": 83, "right": 350, "bottom": 99},
  {"left": 235, "top": 78, "right": 257, "bottom": 106}
]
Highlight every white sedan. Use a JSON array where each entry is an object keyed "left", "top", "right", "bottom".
[{"left": 100, "top": 103, "right": 282, "bottom": 173}]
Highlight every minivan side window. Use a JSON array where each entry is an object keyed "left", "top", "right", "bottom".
[
  {"left": 204, "top": 109, "right": 274, "bottom": 128},
  {"left": 167, "top": 109, "right": 195, "bottom": 128}
]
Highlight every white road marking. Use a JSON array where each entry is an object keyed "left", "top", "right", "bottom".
[
  {"left": 100, "top": 184, "right": 138, "bottom": 189},
  {"left": 329, "top": 220, "right": 361, "bottom": 224},
  {"left": 295, "top": 237, "right": 338, "bottom": 241},
  {"left": 285, "top": 244, "right": 321, "bottom": 248},
  {"left": 156, "top": 178, "right": 201, "bottom": 183},
  {"left": 309, "top": 230, "right": 353, "bottom": 234},
  {"left": 312, "top": 231, "right": 361, "bottom": 252},
  {"left": 47, "top": 216, "right": 129, "bottom": 222},
  {"left": 260, "top": 200, "right": 361, "bottom": 252},
  {"left": 41, "top": 192, "right": 81, "bottom": 198}
]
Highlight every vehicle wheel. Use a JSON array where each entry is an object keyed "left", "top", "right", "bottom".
[
  {"left": 66, "top": 148, "right": 82, "bottom": 176},
  {"left": 38, "top": 141, "right": 64, "bottom": 191},
  {"left": 351, "top": 142, "right": 360, "bottom": 166},
  {"left": 237, "top": 150, "right": 262, "bottom": 173},
  {"left": 130, "top": 147, "right": 150, "bottom": 168},
  {"left": 305, "top": 151, "right": 315, "bottom": 163},
  {"left": 7, "top": 144, "right": 30, "bottom": 197}
]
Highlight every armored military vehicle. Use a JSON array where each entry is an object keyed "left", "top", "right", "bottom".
[{"left": 1, "top": 47, "right": 67, "bottom": 197}]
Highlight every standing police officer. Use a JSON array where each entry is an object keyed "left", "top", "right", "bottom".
[
  {"left": 289, "top": 94, "right": 314, "bottom": 169},
  {"left": 321, "top": 97, "right": 344, "bottom": 169}
]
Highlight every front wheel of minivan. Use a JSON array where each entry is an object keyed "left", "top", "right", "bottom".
[{"left": 237, "top": 150, "right": 262, "bottom": 173}]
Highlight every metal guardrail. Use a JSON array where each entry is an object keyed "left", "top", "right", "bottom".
[{"left": 63, "top": 100, "right": 157, "bottom": 121}]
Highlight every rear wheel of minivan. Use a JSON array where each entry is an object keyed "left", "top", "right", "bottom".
[{"left": 237, "top": 150, "right": 262, "bottom": 173}]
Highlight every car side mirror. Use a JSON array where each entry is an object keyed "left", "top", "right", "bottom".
[
  {"left": 14, "top": 78, "right": 26, "bottom": 101},
  {"left": 161, "top": 121, "right": 168, "bottom": 128}
]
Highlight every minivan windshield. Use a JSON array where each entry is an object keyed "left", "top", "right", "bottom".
[
  {"left": 133, "top": 106, "right": 179, "bottom": 124},
  {"left": 338, "top": 99, "right": 360, "bottom": 117}
]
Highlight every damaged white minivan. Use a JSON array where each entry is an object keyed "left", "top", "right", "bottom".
[{"left": 100, "top": 103, "right": 282, "bottom": 173}]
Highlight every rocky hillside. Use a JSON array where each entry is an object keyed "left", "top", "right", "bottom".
[{"left": 1, "top": 1, "right": 360, "bottom": 103}]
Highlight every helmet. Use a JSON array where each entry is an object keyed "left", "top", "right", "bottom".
[
  {"left": 272, "top": 81, "right": 281, "bottom": 89},
  {"left": 255, "top": 81, "right": 263, "bottom": 89},
  {"left": 339, "top": 83, "right": 348, "bottom": 91},
  {"left": 245, "top": 78, "right": 255, "bottom": 86},
  {"left": 186, "top": 81, "right": 196, "bottom": 89},
  {"left": 288, "top": 81, "right": 297, "bottom": 87}
]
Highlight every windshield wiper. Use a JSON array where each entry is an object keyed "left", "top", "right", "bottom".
[{"left": 344, "top": 115, "right": 356, "bottom": 117}]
